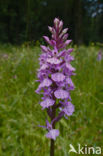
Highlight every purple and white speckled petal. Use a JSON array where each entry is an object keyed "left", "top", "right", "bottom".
[
  {"left": 39, "top": 78, "right": 52, "bottom": 88},
  {"left": 46, "top": 129, "right": 59, "bottom": 140},
  {"left": 63, "top": 102, "right": 74, "bottom": 116},
  {"left": 51, "top": 73, "right": 65, "bottom": 82},
  {"left": 47, "top": 57, "right": 62, "bottom": 64},
  {"left": 54, "top": 89, "right": 69, "bottom": 99},
  {"left": 40, "top": 98, "right": 55, "bottom": 109}
]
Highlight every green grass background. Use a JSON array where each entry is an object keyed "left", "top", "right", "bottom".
[{"left": 0, "top": 44, "right": 103, "bottom": 156}]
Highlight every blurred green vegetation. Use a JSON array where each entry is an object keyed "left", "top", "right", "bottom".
[{"left": 0, "top": 44, "right": 103, "bottom": 156}]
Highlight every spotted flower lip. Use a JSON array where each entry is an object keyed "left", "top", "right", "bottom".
[
  {"left": 51, "top": 73, "right": 65, "bottom": 82},
  {"left": 54, "top": 89, "right": 69, "bottom": 99},
  {"left": 40, "top": 98, "right": 55, "bottom": 109},
  {"left": 47, "top": 57, "right": 62, "bottom": 64},
  {"left": 63, "top": 102, "right": 75, "bottom": 116},
  {"left": 39, "top": 78, "right": 52, "bottom": 88},
  {"left": 36, "top": 18, "right": 75, "bottom": 140},
  {"left": 46, "top": 129, "right": 59, "bottom": 140}
]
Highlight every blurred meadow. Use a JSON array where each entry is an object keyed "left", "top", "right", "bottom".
[{"left": 0, "top": 43, "right": 103, "bottom": 156}]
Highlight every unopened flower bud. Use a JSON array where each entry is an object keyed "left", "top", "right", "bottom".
[
  {"left": 65, "top": 40, "right": 72, "bottom": 45},
  {"left": 59, "top": 20, "right": 63, "bottom": 32},
  {"left": 62, "top": 34, "right": 68, "bottom": 41},
  {"left": 40, "top": 45, "right": 48, "bottom": 52},
  {"left": 43, "top": 36, "right": 52, "bottom": 45},
  {"left": 62, "top": 28, "right": 68, "bottom": 34},
  {"left": 48, "top": 26, "right": 53, "bottom": 33},
  {"left": 54, "top": 18, "right": 59, "bottom": 29}
]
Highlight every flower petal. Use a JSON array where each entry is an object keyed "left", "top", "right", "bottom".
[
  {"left": 40, "top": 45, "right": 48, "bottom": 52},
  {"left": 51, "top": 73, "right": 65, "bottom": 82},
  {"left": 58, "top": 50, "right": 66, "bottom": 57},
  {"left": 66, "top": 77, "right": 74, "bottom": 87},
  {"left": 63, "top": 102, "right": 74, "bottom": 116},
  {"left": 40, "top": 64, "right": 48, "bottom": 70},
  {"left": 46, "top": 120, "right": 52, "bottom": 130},
  {"left": 65, "top": 40, "right": 72, "bottom": 45},
  {"left": 67, "top": 48, "right": 73, "bottom": 53},
  {"left": 46, "top": 129, "right": 59, "bottom": 140},
  {"left": 39, "top": 78, "right": 52, "bottom": 88},
  {"left": 54, "top": 89, "right": 69, "bottom": 99},
  {"left": 66, "top": 63, "right": 75, "bottom": 71},
  {"left": 40, "top": 98, "right": 55, "bottom": 108},
  {"left": 43, "top": 36, "right": 52, "bottom": 45},
  {"left": 47, "top": 57, "right": 62, "bottom": 64}
]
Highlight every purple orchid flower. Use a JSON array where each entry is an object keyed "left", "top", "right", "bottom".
[
  {"left": 36, "top": 18, "right": 75, "bottom": 155},
  {"left": 97, "top": 50, "right": 102, "bottom": 61}
]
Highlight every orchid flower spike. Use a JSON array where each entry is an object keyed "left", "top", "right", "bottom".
[{"left": 36, "top": 18, "right": 75, "bottom": 140}]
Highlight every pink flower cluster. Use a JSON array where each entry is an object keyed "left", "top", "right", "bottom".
[{"left": 36, "top": 18, "right": 75, "bottom": 140}]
